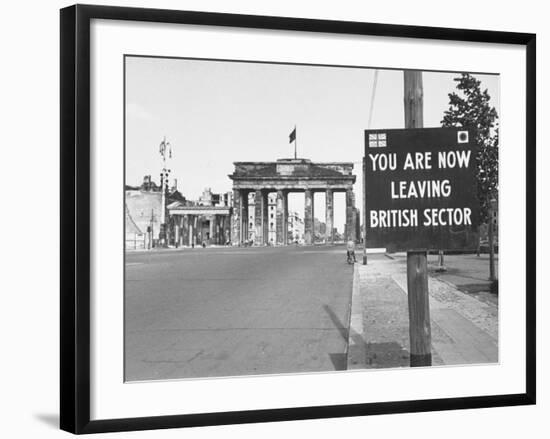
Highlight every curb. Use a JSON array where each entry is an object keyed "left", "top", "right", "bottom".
[{"left": 346, "top": 264, "right": 366, "bottom": 369}]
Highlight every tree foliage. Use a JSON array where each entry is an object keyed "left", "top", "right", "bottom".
[{"left": 441, "top": 73, "right": 499, "bottom": 223}]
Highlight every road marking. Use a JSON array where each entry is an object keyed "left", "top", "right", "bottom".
[{"left": 126, "top": 262, "right": 144, "bottom": 266}]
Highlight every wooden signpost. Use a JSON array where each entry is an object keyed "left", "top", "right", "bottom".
[{"left": 406, "top": 250, "right": 432, "bottom": 366}]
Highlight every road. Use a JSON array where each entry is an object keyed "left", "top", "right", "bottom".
[{"left": 125, "top": 245, "right": 354, "bottom": 381}]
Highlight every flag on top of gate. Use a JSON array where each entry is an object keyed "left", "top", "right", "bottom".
[{"left": 289, "top": 127, "right": 296, "bottom": 143}]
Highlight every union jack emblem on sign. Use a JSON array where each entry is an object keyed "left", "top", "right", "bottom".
[{"left": 369, "top": 133, "right": 387, "bottom": 148}]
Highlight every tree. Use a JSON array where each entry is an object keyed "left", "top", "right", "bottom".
[{"left": 441, "top": 73, "right": 499, "bottom": 223}]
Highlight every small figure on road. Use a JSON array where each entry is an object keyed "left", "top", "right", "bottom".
[{"left": 346, "top": 240, "right": 357, "bottom": 264}]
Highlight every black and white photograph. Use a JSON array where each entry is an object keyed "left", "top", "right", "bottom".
[
  {"left": 124, "top": 56, "right": 500, "bottom": 381},
  {"left": 0, "top": 0, "right": 544, "bottom": 436}
]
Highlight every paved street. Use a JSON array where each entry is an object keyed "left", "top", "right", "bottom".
[{"left": 125, "top": 245, "right": 354, "bottom": 381}]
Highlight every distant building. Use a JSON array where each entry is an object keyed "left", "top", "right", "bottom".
[
  {"left": 197, "top": 187, "right": 233, "bottom": 208},
  {"left": 125, "top": 204, "right": 147, "bottom": 250},
  {"left": 288, "top": 211, "right": 305, "bottom": 244},
  {"left": 167, "top": 187, "right": 232, "bottom": 247},
  {"left": 246, "top": 192, "right": 278, "bottom": 244},
  {"left": 125, "top": 175, "right": 185, "bottom": 249},
  {"left": 314, "top": 218, "right": 327, "bottom": 243},
  {"left": 125, "top": 176, "right": 165, "bottom": 249}
]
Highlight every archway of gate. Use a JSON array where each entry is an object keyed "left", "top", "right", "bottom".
[{"left": 229, "top": 158, "right": 357, "bottom": 246}]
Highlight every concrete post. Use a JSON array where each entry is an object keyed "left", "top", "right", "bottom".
[
  {"left": 325, "top": 189, "right": 334, "bottom": 244},
  {"left": 304, "top": 189, "right": 314, "bottom": 245},
  {"left": 254, "top": 189, "right": 263, "bottom": 245},
  {"left": 232, "top": 189, "right": 241, "bottom": 245}
]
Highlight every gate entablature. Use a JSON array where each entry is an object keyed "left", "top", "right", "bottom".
[{"left": 230, "top": 158, "right": 355, "bottom": 191}]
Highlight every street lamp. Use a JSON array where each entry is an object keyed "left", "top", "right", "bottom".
[{"left": 159, "top": 137, "right": 172, "bottom": 248}]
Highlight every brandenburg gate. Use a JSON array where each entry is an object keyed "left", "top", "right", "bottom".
[{"left": 229, "top": 158, "right": 357, "bottom": 246}]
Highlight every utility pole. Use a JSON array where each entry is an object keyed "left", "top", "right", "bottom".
[
  {"left": 405, "top": 72, "right": 445, "bottom": 272},
  {"left": 404, "top": 70, "right": 431, "bottom": 367},
  {"left": 404, "top": 70, "right": 424, "bottom": 129}
]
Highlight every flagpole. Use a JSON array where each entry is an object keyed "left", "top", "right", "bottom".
[{"left": 294, "top": 125, "right": 297, "bottom": 159}]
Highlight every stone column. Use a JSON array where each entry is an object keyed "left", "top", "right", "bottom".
[
  {"left": 254, "top": 189, "right": 263, "bottom": 245},
  {"left": 198, "top": 217, "right": 203, "bottom": 245},
  {"left": 232, "top": 189, "right": 241, "bottom": 245},
  {"left": 283, "top": 191, "right": 289, "bottom": 245},
  {"left": 276, "top": 190, "right": 285, "bottom": 245},
  {"left": 325, "top": 189, "right": 334, "bottom": 244},
  {"left": 304, "top": 189, "right": 314, "bottom": 245},
  {"left": 187, "top": 215, "right": 195, "bottom": 247},
  {"left": 209, "top": 215, "right": 215, "bottom": 245},
  {"left": 174, "top": 219, "right": 180, "bottom": 247},
  {"left": 225, "top": 215, "right": 231, "bottom": 245},
  {"left": 181, "top": 215, "right": 188, "bottom": 246},
  {"left": 218, "top": 216, "right": 224, "bottom": 245},
  {"left": 195, "top": 216, "right": 200, "bottom": 246},
  {"left": 345, "top": 188, "right": 355, "bottom": 241},
  {"left": 180, "top": 216, "right": 185, "bottom": 246},
  {"left": 241, "top": 191, "right": 249, "bottom": 243},
  {"left": 262, "top": 191, "right": 269, "bottom": 245}
]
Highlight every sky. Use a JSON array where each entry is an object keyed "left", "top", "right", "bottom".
[{"left": 125, "top": 56, "right": 499, "bottom": 232}]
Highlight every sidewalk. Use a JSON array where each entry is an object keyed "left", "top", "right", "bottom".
[{"left": 347, "top": 255, "right": 498, "bottom": 369}]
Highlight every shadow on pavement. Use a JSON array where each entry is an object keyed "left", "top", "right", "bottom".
[
  {"left": 365, "top": 342, "right": 410, "bottom": 368},
  {"left": 323, "top": 304, "right": 349, "bottom": 342},
  {"left": 328, "top": 353, "right": 348, "bottom": 370}
]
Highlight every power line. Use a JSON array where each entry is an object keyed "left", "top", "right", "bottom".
[{"left": 367, "top": 70, "right": 379, "bottom": 129}]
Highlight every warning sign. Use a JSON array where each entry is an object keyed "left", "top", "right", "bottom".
[{"left": 364, "top": 127, "right": 479, "bottom": 252}]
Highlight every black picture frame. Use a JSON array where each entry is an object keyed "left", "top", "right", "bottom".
[{"left": 60, "top": 4, "right": 536, "bottom": 434}]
